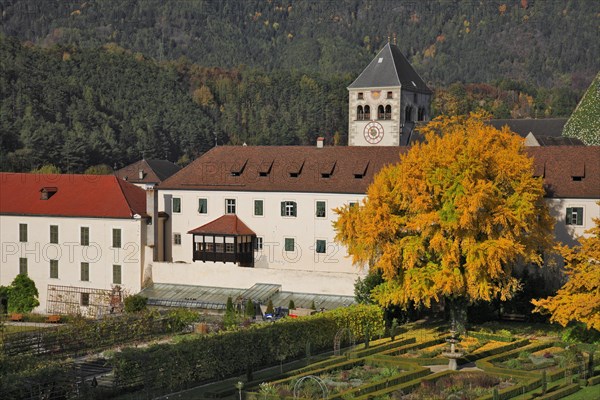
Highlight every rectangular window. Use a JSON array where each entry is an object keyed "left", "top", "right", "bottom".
[
  {"left": 254, "top": 199, "right": 264, "bottom": 216},
  {"left": 226, "top": 199, "right": 236, "bottom": 214},
  {"left": 113, "top": 265, "right": 122, "bottom": 285},
  {"left": 281, "top": 201, "right": 297, "bottom": 217},
  {"left": 112, "top": 228, "right": 121, "bottom": 248},
  {"left": 198, "top": 198, "right": 208, "bottom": 214},
  {"left": 255, "top": 237, "right": 263, "bottom": 251},
  {"left": 50, "top": 225, "right": 59, "bottom": 244},
  {"left": 80, "top": 227, "right": 90, "bottom": 246},
  {"left": 19, "top": 224, "right": 27, "bottom": 242},
  {"left": 566, "top": 207, "right": 584, "bottom": 226},
  {"left": 284, "top": 238, "right": 295, "bottom": 252},
  {"left": 173, "top": 233, "right": 182, "bottom": 245},
  {"left": 316, "top": 239, "right": 326, "bottom": 254},
  {"left": 387, "top": 91, "right": 393, "bottom": 99},
  {"left": 349, "top": 201, "right": 358, "bottom": 208},
  {"left": 316, "top": 201, "right": 326, "bottom": 218},
  {"left": 50, "top": 259, "right": 58, "bottom": 279},
  {"left": 19, "top": 258, "right": 27, "bottom": 275},
  {"left": 81, "top": 262, "right": 90, "bottom": 281},
  {"left": 225, "top": 243, "right": 235, "bottom": 253},
  {"left": 81, "top": 293, "right": 90, "bottom": 306},
  {"left": 172, "top": 197, "right": 181, "bottom": 213},
  {"left": 358, "top": 92, "right": 364, "bottom": 100}
]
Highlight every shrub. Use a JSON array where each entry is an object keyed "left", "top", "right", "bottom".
[
  {"left": 245, "top": 299, "right": 255, "bottom": 318},
  {"left": 124, "top": 295, "right": 147, "bottom": 313},
  {"left": 265, "top": 299, "right": 274, "bottom": 314},
  {"left": 506, "top": 358, "right": 522, "bottom": 369},
  {"left": 288, "top": 300, "right": 295, "bottom": 310},
  {"left": 166, "top": 308, "right": 198, "bottom": 332},
  {"left": 7, "top": 274, "right": 39, "bottom": 313}
]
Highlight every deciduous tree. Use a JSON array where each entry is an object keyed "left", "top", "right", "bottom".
[
  {"left": 334, "top": 113, "right": 554, "bottom": 326},
  {"left": 532, "top": 216, "right": 600, "bottom": 330},
  {"left": 7, "top": 274, "right": 40, "bottom": 313}
]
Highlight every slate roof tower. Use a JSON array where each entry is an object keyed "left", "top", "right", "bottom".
[{"left": 348, "top": 42, "right": 432, "bottom": 146}]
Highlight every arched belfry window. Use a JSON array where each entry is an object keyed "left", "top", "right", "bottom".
[
  {"left": 364, "top": 105, "right": 371, "bottom": 120},
  {"left": 385, "top": 105, "right": 392, "bottom": 120},
  {"left": 377, "top": 105, "right": 385, "bottom": 120},
  {"left": 357, "top": 106, "right": 364, "bottom": 121},
  {"left": 405, "top": 106, "right": 413, "bottom": 122}
]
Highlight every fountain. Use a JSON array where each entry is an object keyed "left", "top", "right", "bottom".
[{"left": 442, "top": 323, "right": 464, "bottom": 371}]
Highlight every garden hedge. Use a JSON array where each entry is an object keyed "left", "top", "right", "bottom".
[
  {"left": 536, "top": 383, "right": 581, "bottom": 400},
  {"left": 111, "top": 304, "right": 384, "bottom": 396}
]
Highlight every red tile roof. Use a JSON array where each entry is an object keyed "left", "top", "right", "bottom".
[
  {"left": 161, "top": 146, "right": 406, "bottom": 194},
  {"left": 188, "top": 215, "right": 255, "bottom": 236},
  {"left": 525, "top": 146, "right": 600, "bottom": 199},
  {"left": 162, "top": 145, "right": 600, "bottom": 200},
  {"left": 0, "top": 173, "right": 147, "bottom": 218},
  {"left": 115, "top": 159, "right": 181, "bottom": 184}
]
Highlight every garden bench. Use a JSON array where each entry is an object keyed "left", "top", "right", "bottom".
[
  {"left": 500, "top": 313, "right": 526, "bottom": 322},
  {"left": 10, "top": 313, "right": 23, "bottom": 322},
  {"left": 46, "top": 314, "right": 61, "bottom": 323}
]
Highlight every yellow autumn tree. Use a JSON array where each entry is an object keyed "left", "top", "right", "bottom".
[
  {"left": 335, "top": 113, "right": 554, "bottom": 324},
  {"left": 532, "top": 216, "right": 600, "bottom": 330}
]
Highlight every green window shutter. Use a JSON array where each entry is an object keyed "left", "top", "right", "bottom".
[
  {"left": 316, "top": 240, "right": 326, "bottom": 253},
  {"left": 281, "top": 201, "right": 285, "bottom": 216},
  {"left": 566, "top": 208, "right": 573, "bottom": 225},
  {"left": 19, "top": 258, "right": 27, "bottom": 275},
  {"left": 285, "top": 238, "right": 294, "bottom": 251},
  {"left": 50, "top": 225, "right": 59, "bottom": 244},
  {"left": 576, "top": 208, "right": 583, "bottom": 225},
  {"left": 113, "top": 265, "right": 122, "bottom": 284},
  {"left": 19, "top": 224, "right": 27, "bottom": 242},
  {"left": 172, "top": 198, "right": 181, "bottom": 213},
  {"left": 81, "top": 262, "right": 89, "bottom": 281},
  {"left": 50, "top": 260, "right": 58, "bottom": 279},
  {"left": 113, "top": 229, "right": 121, "bottom": 248},
  {"left": 292, "top": 201, "right": 297, "bottom": 217},
  {"left": 198, "top": 198, "right": 207, "bottom": 214},
  {"left": 81, "top": 227, "right": 89, "bottom": 246},
  {"left": 316, "top": 201, "right": 326, "bottom": 218},
  {"left": 254, "top": 200, "right": 263, "bottom": 216}
]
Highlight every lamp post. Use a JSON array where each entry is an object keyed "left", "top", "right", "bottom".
[{"left": 235, "top": 381, "right": 244, "bottom": 400}]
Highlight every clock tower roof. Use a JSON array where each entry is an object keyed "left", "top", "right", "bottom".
[{"left": 348, "top": 43, "right": 432, "bottom": 94}]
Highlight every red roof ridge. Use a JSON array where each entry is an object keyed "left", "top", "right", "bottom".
[{"left": 188, "top": 214, "right": 255, "bottom": 236}]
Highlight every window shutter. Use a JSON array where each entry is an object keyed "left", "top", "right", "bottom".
[
  {"left": 281, "top": 201, "right": 285, "bottom": 216},
  {"left": 292, "top": 201, "right": 297, "bottom": 217},
  {"left": 566, "top": 208, "right": 573, "bottom": 225},
  {"left": 576, "top": 208, "right": 583, "bottom": 225}
]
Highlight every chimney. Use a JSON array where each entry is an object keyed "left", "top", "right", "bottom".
[
  {"left": 316, "top": 137, "right": 324, "bottom": 148},
  {"left": 138, "top": 169, "right": 145, "bottom": 180}
]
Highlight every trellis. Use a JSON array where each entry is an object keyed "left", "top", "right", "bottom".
[{"left": 46, "top": 285, "right": 123, "bottom": 317}]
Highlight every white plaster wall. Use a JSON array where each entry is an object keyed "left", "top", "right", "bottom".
[
  {"left": 0, "top": 215, "right": 145, "bottom": 312},
  {"left": 159, "top": 190, "right": 366, "bottom": 274},
  {"left": 546, "top": 198, "right": 599, "bottom": 246},
  {"left": 151, "top": 261, "right": 363, "bottom": 296}
]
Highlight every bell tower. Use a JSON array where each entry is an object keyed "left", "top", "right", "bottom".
[{"left": 348, "top": 42, "right": 432, "bottom": 146}]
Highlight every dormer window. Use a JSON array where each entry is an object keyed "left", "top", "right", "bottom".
[
  {"left": 138, "top": 170, "right": 144, "bottom": 180},
  {"left": 571, "top": 162, "right": 585, "bottom": 181},
  {"left": 40, "top": 187, "right": 58, "bottom": 200}
]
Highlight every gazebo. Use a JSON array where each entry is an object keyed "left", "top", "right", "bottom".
[{"left": 187, "top": 215, "right": 256, "bottom": 268}]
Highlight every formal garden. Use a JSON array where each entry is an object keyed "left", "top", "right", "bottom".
[{"left": 0, "top": 300, "right": 599, "bottom": 400}]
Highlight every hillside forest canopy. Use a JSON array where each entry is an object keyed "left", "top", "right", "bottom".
[{"left": 1, "top": 0, "right": 598, "bottom": 172}]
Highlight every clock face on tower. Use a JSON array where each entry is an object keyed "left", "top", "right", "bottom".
[{"left": 363, "top": 121, "right": 384, "bottom": 144}]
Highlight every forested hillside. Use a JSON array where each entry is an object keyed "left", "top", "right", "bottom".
[
  {"left": 1, "top": 0, "right": 597, "bottom": 172},
  {"left": 1, "top": 0, "right": 597, "bottom": 88},
  {"left": 0, "top": 36, "right": 215, "bottom": 172}
]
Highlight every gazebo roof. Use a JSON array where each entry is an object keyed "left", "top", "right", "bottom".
[{"left": 187, "top": 214, "right": 255, "bottom": 236}]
